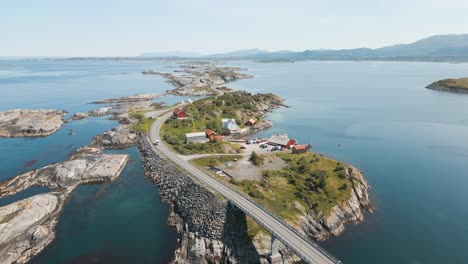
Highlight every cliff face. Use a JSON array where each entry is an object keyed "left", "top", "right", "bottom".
[
  {"left": 301, "top": 167, "right": 372, "bottom": 241},
  {"left": 138, "top": 137, "right": 262, "bottom": 263}
]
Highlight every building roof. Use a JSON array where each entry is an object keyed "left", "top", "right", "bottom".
[
  {"left": 293, "top": 144, "right": 308, "bottom": 150},
  {"left": 268, "top": 134, "right": 293, "bottom": 146},
  {"left": 185, "top": 132, "right": 206, "bottom": 138},
  {"left": 205, "top": 129, "right": 215, "bottom": 136},
  {"left": 222, "top": 118, "right": 239, "bottom": 131},
  {"left": 246, "top": 118, "right": 257, "bottom": 124},
  {"left": 173, "top": 108, "right": 186, "bottom": 115}
]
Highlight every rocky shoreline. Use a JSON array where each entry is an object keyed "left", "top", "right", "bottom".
[
  {"left": 301, "top": 167, "right": 372, "bottom": 241},
  {"left": 0, "top": 109, "right": 67, "bottom": 137},
  {"left": 0, "top": 147, "right": 128, "bottom": 264}
]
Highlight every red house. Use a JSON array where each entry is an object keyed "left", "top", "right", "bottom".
[
  {"left": 173, "top": 108, "right": 187, "bottom": 119},
  {"left": 205, "top": 129, "right": 216, "bottom": 141}
]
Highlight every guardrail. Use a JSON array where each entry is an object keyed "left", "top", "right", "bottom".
[{"left": 148, "top": 113, "right": 341, "bottom": 264}]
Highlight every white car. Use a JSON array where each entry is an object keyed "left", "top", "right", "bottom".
[{"left": 154, "top": 140, "right": 160, "bottom": 146}]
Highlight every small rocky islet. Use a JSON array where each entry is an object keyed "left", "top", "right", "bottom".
[
  {"left": 426, "top": 77, "right": 468, "bottom": 93},
  {"left": 0, "top": 109, "right": 67, "bottom": 137}
]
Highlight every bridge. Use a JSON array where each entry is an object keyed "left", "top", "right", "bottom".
[{"left": 149, "top": 111, "right": 341, "bottom": 264}]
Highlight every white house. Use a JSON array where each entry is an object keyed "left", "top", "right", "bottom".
[
  {"left": 222, "top": 118, "right": 239, "bottom": 132},
  {"left": 185, "top": 132, "right": 207, "bottom": 143}
]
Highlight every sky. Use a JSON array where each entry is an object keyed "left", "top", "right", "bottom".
[{"left": 1, "top": 0, "right": 468, "bottom": 57}]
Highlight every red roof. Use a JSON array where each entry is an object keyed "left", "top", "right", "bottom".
[
  {"left": 205, "top": 129, "right": 215, "bottom": 136},
  {"left": 173, "top": 108, "right": 185, "bottom": 115}
]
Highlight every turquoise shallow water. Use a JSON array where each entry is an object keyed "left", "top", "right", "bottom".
[{"left": 1, "top": 59, "right": 468, "bottom": 263}]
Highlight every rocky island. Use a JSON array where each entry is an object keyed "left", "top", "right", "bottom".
[
  {"left": 143, "top": 62, "right": 252, "bottom": 96},
  {"left": 0, "top": 109, "right": 67, "bottom": 137},
  {"left": 0, "top": 147, "right": 128, "bottom": 264},
  {"left": 426, "top": 77, "right": 468, "bottom": 93},
  {"left": 92, "top": 93, "right": 160, "bottom": 104}
]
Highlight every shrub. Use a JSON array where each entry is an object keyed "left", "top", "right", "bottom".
[{"left": 249, "top": 151, "right": 264, "bottom": 166}]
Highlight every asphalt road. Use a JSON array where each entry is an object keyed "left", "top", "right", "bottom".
[{"left": 149, "top": 111, "right": 340, "bottom": 264}]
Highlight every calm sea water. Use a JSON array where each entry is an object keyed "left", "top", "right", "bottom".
[
  {"left": 229, "top": 61, "right": 468, "bottom": 264},
  {"left": 0, "top": 59, "right": 180, "bottom": 263},
  {"left": 1, "top": 59, "right": 468, "bottom": 263}
]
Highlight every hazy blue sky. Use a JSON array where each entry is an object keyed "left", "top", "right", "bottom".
[{"left": 1, "top": 0, "right": 468, "bottom": 56}]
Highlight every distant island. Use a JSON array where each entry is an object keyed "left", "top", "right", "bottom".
[{"left": 426, "top": 78, "right": 468, "bottom": 93}]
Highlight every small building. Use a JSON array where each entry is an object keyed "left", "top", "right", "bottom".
[
  {"left": 185, "top": 132, "right": 207, "bottom": 143},
  {"left": 267, "top": 134, "right": 297, "bottom": 149},
  {"left": 222, "top": 119, "right": 239, "bottom": 131},
  {"left": 245, "top": 118, "right": 257, "bottom": 126},
  {"left": 173, "top": 108, "right": 187, "bottom": 119},
  {"left": 215, "top": 135, "right": 223, "bottom": 142},
  {"left": 205, "top": 129, "right": 216, "bottom": 141},
  {"left": 292, "top": 144, "right": 309, "bottom": 154}
]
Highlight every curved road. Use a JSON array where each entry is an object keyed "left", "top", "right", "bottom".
[{"left": 149, "top": 111, "right": 341, "bottom": 264}]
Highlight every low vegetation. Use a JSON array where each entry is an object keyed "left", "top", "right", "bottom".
[
  {"left": 130, "top": 112, "right": 155, "bottom": 132},
  {"left": 191, "top": 155, "right": 243, "bottom": 168},
  {"left": 195, "top": 152, "right": 355, "bottom": 225},
  {"left": 249, "top": 151, "right": 264, "bottom": 166},
  {"left": 427, "top": 77, "right": 468, "bottom": 93}
]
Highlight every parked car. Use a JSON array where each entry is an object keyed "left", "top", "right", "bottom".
[{"left": 240, "top": 146, "right": 246, "bottom": 150}]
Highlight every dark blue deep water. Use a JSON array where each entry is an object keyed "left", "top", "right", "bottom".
[
  {"left": 229, "top": 60, "right": 468, "bottom": 264},
  {"left": 1, "top": 59, "right": 468, "bottom": 263}
]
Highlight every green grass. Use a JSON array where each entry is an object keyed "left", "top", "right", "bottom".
[
  {"left": 192, "top": 152, "right": 355, "bottom": 226},
  {"left": 191, "top": 155, "right": 243, "bottom": 167},
  {"left": 130, "top": 112, "right": 155, "bottom": 133}
]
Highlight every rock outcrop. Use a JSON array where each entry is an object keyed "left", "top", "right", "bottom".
[
  {"left": 0, "top": 148, "right": 129, "bottom": 264},
  {"left": 0, "top": 109, "right": 67, "bottom": 137},
  {"left": 0, "top": 193, "right": 64, "bottom": 264},
  {"left": 301, "top": 167, "right": 373, "bottom": 241},
  {"left": 90, "top": 125, "right": 137, "bottom": 150}
]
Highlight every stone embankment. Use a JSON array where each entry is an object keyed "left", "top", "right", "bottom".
[
  {"left": 138, "top": 137, "right": 267, "bottom": 263},
  {"left": 0, "top": 109, "right": 67, "bottom": 137}
]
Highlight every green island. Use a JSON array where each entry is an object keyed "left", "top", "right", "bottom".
[
  {"left": 426, "top": 77, "right": 468, "bottom": 93},
  {"left": 161, "top": 91, "right": 283, "bottom": 155}
]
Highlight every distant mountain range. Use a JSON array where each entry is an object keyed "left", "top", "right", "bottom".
[{"left": 140, "top": 34, "right": 468, "bottom": 61}]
